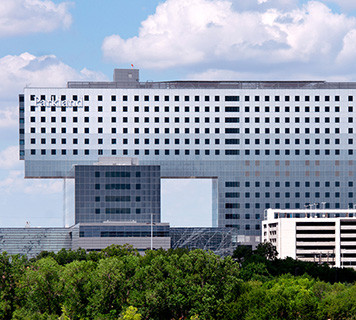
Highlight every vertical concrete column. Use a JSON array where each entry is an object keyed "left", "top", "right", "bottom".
[
  {"left": 335, "top": 219, "right": 341, "bottom": 268},
  {"left": 212, "top": 178, "right": 218, "bottom": 227}
]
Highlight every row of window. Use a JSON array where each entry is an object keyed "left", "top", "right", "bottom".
[
  {"left": 28, "top": 137, "right": 356, "bottom": 146},
  {"left": 28, "top": 105, "right": 356, "bottom": 113},
  {"left": 31, "top": 138, "right": 222, "bottom": 145},
  {"left": 26, "top": 125, "right": 356, "bottom": 136},
  {"left": 226, "top": 192, "right": 354, "bottom": 198},
  {"left": 226, "top": 214, "right": 261, "bottom": 219},
  {"left": 226, "top": 202, "right": 352, "bottom": 209},
  {"left": 94, "top": 208, "right": 141, "bottom": 214},
  {"left": 226, "top": 181, "right": 354, "bottom": 188},
  {"left": 26, "top": 148, "right": 356, "bottom": 156},
  {"left": 225, "top": 224, "right": 260, "bottom": 230},
  {"left": 30, "top": 94, "right": 352, "bottom": 103},
  {"left": 26, "top": 126, "right": 356, "bottom": 135},
  {"left": 28, "top": 115, "right": 355, "bottom": 124}
]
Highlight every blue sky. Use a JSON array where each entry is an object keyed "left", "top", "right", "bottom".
[{"left": 1, "top": 0, "right": 356, "bottom": 227}]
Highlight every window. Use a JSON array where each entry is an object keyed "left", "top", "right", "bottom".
[{"left": 225, "top": 96, "right": 239, "bottom": 101}]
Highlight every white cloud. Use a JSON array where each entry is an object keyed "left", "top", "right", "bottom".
[
  {"left": 0, "top": 52, "right": 107, "bottom": 129},
  {"left": 336, "top": 29, "right": 356, "bottom": 64},
  {"left": 187, "top": 68, "right": 355, "bottom": 82},
  {"left": 0, "top": 0, "right": 72, "bottom": 37},
  {"left": 0, "top": 52, "right": 107, "bottom": 96},
  {"left": 102, "top": 0, "right": 356, "bottom": 79},
  {"left": 322, "top": 0, "right": 356, "bottom": 11},
  {"left": 0, "top": 169, "right": 62, "bottom": 195},
  {"left": 0, "top": 109, "right": 17, "bottom": 128},
  {"left": 0, "top": 146, "right": 20, "bottom": 170}
]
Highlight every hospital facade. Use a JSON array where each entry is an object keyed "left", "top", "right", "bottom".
[{"left": 18, "top": 69, "right": 356, "bottom": 249}]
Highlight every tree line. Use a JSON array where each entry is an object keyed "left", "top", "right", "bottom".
[{"left": 0, "top": 243, "right": 356, "bottom": 319}]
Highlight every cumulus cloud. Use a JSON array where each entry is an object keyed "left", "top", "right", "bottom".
[
  {"left": 102, "top": 0, "right": 356, "bottom": 79},
  {"left": 0, "top": 52, "right": 107, "bottom": 98},
  {"left": 0, "top": 146, "right": 21, "bottom": 170},
  {"left": 230, "top": 0, "right": 299, "bottom": 11},
  {"left": 0, "top": 169, "right": 62, "bottom": 195},
  {"left": 322, "top": 0, "right": 356, "bottom": 11},
  {"left": 0, "top": 52, "right": 107, "bottom": 129},
  {"left": 0, "top": 0, "right": 72, "bottom": 37}
]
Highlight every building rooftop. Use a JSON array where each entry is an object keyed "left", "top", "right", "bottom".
[
  {"left": 66, "top": 68, "right": 356, "bottom": 90},
  {"left": 264, "top": 208, "right": 356, "bottom": 220}
]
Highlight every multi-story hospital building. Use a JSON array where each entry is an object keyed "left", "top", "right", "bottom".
[{"left": 18, "top": 69, "right": 356, "bottom": 248}]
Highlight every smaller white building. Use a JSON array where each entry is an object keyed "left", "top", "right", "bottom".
[{"left": 262, "top": 209, "right": 356, "bottom": 268}]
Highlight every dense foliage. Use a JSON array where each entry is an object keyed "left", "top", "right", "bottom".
[{"left": 0, "top": 244, "right": 356, "bottom": 319}]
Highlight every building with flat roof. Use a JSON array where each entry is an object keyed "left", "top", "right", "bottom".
[
  {"left": 19, "top": 69, "right": 356, "bottom": 247},
  {"left": 0, "top": 227, "right": 72, "bottom": 258},
  {"left": 262, "top": 208, "right": 356, "bottom": 268},
  {"left": 71, "top": 222, "right": 171, "bottom": 253}
]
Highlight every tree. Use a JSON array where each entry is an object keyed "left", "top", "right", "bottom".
[
  {"left": 16, "top": 257, "right": 62, "bottom": 316},
  {"left": 0, "top": 252, "right": 19, "bottom": 318},
  {"left": 100, "top": 244, "right": 139, "bottom": 258},
  {"left": 254, "top": 242, "right": 278, "bottom": 260},
  {"left": 60, "top": 260, "right": 96, "bottom": 319},
  {"left": 119, "top": 306, "right": 142, "bottom": 320},
  {"left": 87, "top": 255, "right": 140, "bottom": 318},
  {"left": 232, "top": 245, "right": 253, "bottom": 264}
]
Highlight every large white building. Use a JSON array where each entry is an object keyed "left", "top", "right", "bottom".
[
  {"left": 19, "top": 68, "right": 356, "bottom": 247},
  {"left": 263, "top": 208, "right": 356, "bottom": 268}
]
